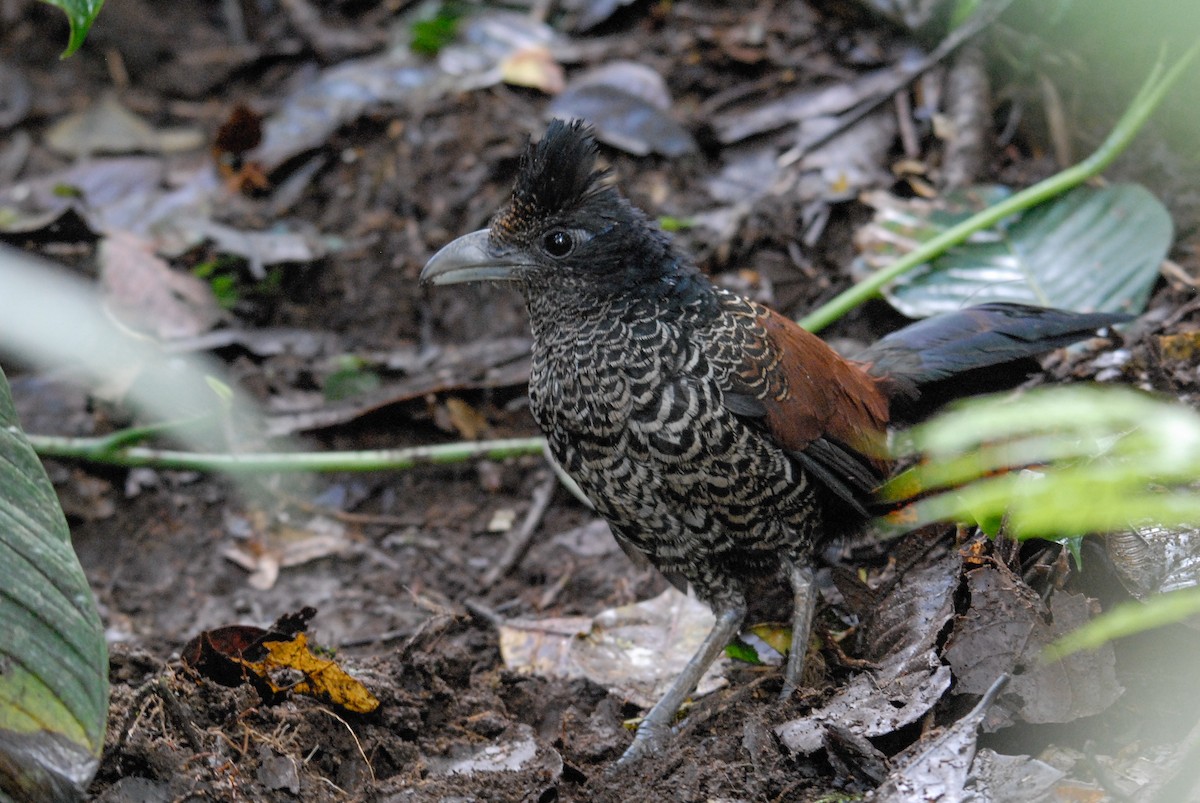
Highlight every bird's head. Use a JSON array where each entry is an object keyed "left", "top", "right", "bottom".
[{"left": 421, "top": 119, "right": 706, "bottom": 303}]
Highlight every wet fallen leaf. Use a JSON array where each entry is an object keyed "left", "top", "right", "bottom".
[
  {"left": 777, "top": 659, "right": 952, "bottom": 753},
  {"left": 548, "top": 61, "right": 695, "bottom": 157},
  {"left": 559, "top": 0, "right": 640, "bottom": 31},
  {"left": 54, "top": 469, "right": 116, "bottom": 522},
  {"left": 549, "top": 519, "right": 620, "bottom": 558},
  {"left": 222, "top": 512, "right": 349, "bottom": 590},
  {"left": 874, "top": 675, "right": 1009, "bottom": 802},
  {"left": 776, "top": 546, "right": 960, "bottom": 753},
  {"left": 966, "top": 748, "right": 1065, "bottom": 801},
  {"left": 861, "top": 544, "right": 960, "bottom": 666},
  {"left": 425, "top": 723, "right": 563, "bottom": 780},
  {"left": 46, "top": 93, "right": 203, "bottom": 157},
  {"left": 264, "top": 337, "right": 532, "bottom": 436},
  {"left": 253, "top": 11, "right": 563, "bottom": 171},
  {"left": 0, "top": 62, "right": 32, "bottom": 129},
  {"left": 99, "top": 231, "right": 223, "bottom": 340},
  {"left": 1106, "top": 522, "right": 1200, "bottom": 602},
  {"left": 181, "top": 219, "right": 326, "bottom": 279},
  {"left": 712, "top": 64, "right": 906, "bottom": 144},
  {"left": 943, "top": 563, "right": 1123, "bottom": 727},
  {"left": 498, "top": 587, "right": 729, "bottom": 708}
]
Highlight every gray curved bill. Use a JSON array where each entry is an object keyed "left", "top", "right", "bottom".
[{"left": 420, "top": 229, "right": 530, "bottom": 286}]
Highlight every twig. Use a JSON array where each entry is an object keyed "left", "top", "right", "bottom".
[
  {"left": 154, "top": 676, "right": 207, "bottom": 754},
  {"left": 790, "top": 0, "right": 1016, "bottom": 162},
  {"left": 481, "top": 473, "right": 557, "bottom": 588},
  {"left": 800, "top": 43, "right": 1200, "bottom": 333},
  {"left": 313, "top": 707, "right": 375, "bottom": 785}
]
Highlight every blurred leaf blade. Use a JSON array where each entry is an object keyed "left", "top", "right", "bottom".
[
  {"left": 37, "top": 0, "right": 105, "bottom": 58},
  {"left": 890, "top": 385, "right": 1200, "bottom": 539},
  {"left": 0, "top": 365, "right": 108, "bottom": 798},
  {"left": 892, "top": 384, "right": 1200, "bottom": 661},
  {"left": 1047, "top": 587, "right": 1200, "bottom": 660}
]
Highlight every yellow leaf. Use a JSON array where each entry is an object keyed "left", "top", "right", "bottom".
[{"left": 236, "top": 633, "right": 380, "bottom": 714}]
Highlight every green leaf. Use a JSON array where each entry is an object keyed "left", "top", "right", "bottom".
[
  {"left": 891, "top": 385, "right": 1200, "bottom": 657},
  {"left": 724, "top": 639, "right": 763, "bottom": 664},
  {"left": 860, "top": 184, "right": 1171, "bottom": 318},
  {"left": 409, "top": 2, "right": 463, "bottom": 56},
  {"left": 323, "top": 356, "right": 381, "bottom": 402},
  {"left": 37, "top": 0, "right": 105, "bottom": 58},
  {"left": 889, "top": 385, "right": 1200, "bottom": 539},
  {"left": 0, "top": 364, "right": 108, "bottom": 798},
  {"left": 657, "top": 216, "right": 695, "bottom": 233}
]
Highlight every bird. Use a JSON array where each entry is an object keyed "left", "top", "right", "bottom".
[{"left": 421, "top": 119, "right": 1128, "bottom": 765}]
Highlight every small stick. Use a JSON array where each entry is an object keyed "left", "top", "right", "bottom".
[{"left": 481, "top": 474, "right": 557, "bottom": 589}]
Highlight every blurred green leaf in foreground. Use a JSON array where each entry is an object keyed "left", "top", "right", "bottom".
[{"left": 888, "top": 384, "right": 1200, "bottom": 654}]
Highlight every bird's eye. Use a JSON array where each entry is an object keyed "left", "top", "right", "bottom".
[{"left": 542, "top": 230, "right": 574, "bottom": 258}]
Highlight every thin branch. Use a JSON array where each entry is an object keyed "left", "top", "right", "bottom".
[{"left": 481, "top": 473, "right": 557, "bottom": 588}]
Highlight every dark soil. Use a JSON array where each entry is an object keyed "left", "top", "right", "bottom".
[{"left": 3, "top": 0, "right": 1200, "bottom": 800}]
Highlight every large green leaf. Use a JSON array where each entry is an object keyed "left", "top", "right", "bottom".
[
  {"left": 37, "top": 0, "right": 104, "bottom": 58},
  {"left": 858, "top": 184, "right": 1171, "bottom": 317},
  {"left": 0, "top": 365, "right": 107, "bottom": 801}
]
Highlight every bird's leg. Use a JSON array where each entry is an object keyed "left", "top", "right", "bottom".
[
  {"left": 616, "top": 600, "right": 746, "bottom": 766},
  {"left": 780, "top": 560, "right": 817, "bottom": 700}
]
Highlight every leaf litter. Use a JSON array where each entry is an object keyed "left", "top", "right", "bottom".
[{"left": 2, "top": 0, "right": 1200, "bottom": 799}]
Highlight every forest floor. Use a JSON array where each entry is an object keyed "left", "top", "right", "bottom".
[{"left": 3, "top": 0, "right": 1200, "bottom": 800}]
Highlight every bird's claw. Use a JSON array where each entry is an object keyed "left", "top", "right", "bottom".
[{"left": 613, "top": 720, "right": 671, "bottom": 768}]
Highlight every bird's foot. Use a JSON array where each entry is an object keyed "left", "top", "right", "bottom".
[{"left": 613, "top": 719, "right": 671, "bottom": 769}]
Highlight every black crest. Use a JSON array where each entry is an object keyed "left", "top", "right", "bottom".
[{"left": 491, "top": 119, "right": 612, "bottom": 242}]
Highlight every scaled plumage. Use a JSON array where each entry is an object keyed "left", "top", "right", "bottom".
[{"left": 421, "top": 120, "right": 1129, "bottom": 765}]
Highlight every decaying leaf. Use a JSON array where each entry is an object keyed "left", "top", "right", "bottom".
[
  {"left": 1106, "top": 522, "right": 1200, "bottom": 603},
  {"left": 249, "top": 633, "right": 379, "bottom": 714},
  {"left": 182, "top": 607, "right": 379, "bottom": 714},
  {"left": 874, "top": 675, "right": 1012, "bottom": 802},
  {"left": 965, "top": 748, "right": 1065, "bottom": 802},
  {"left": 776, "top": 546, "right": 961, "bottom": 753},
  {"left": 442, "top": 397, "right": 490, "bottom": 440},
  {"left": 99, "top": 231, "right": 224, "bottom": 340},
  {"left": 222, "top": 511, "right": 349, "bottom": 590},
  {"left": 777, "top": 659, "right": 952, "bottom": 754},
  {"left": 943, "top": 561, "right": 1123, "bottom": 728},
  {"left": 46, "top": 93, "right": 204, "bottom": 157},
  {"left": 425, "top": 723, "right": 563, "bottom": 780},
  {"left": 548, "top": 61, "right": 695, "bottom": 157}
]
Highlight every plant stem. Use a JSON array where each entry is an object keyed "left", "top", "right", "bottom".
[
  {"left": 28, "top": 433, "right": 547, "bottom": 473},
  {"left": 799, "top": 43, "right": 1200, "bottom": 333}
]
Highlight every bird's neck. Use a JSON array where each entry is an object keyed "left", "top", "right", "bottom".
[{"left": 522, "top": 257, "right": 719, "bottom": 340}]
